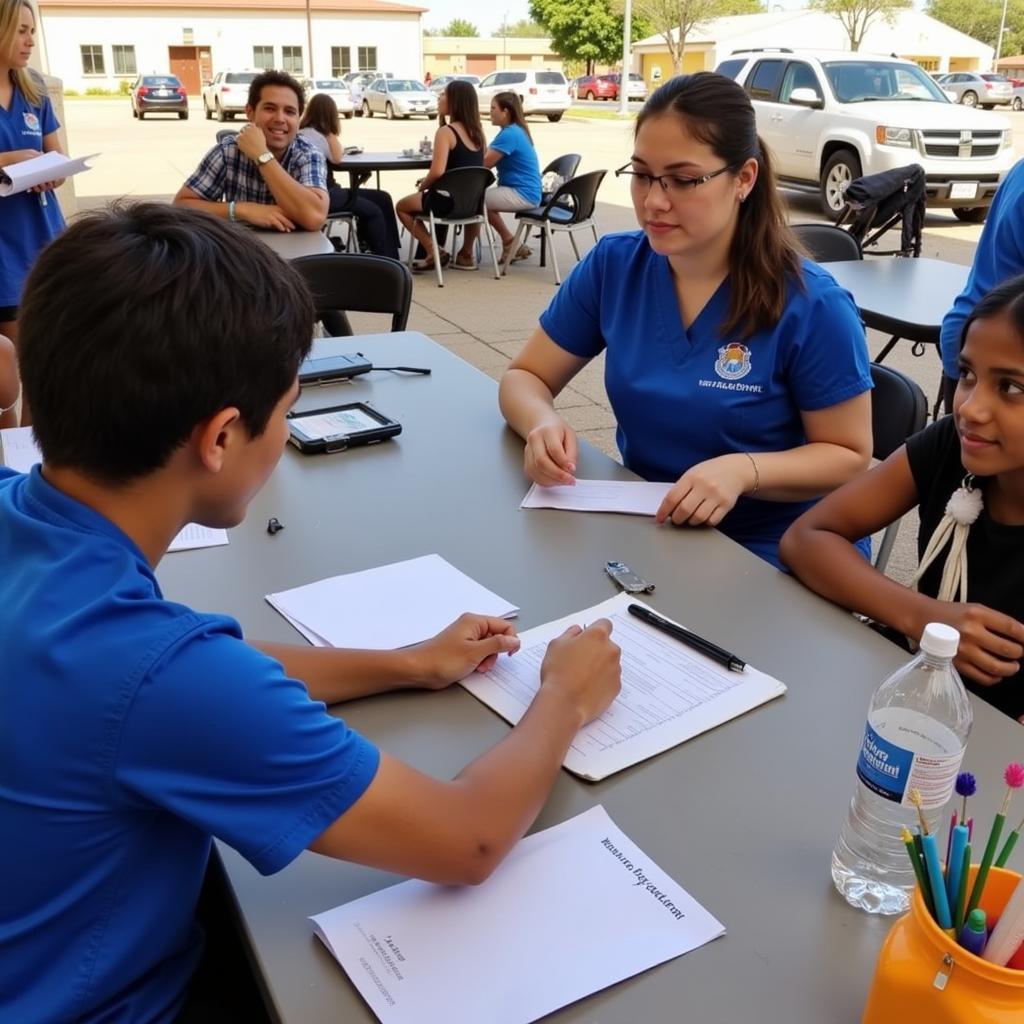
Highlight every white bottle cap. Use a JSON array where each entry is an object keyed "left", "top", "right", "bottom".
[{"left": 920, "top": 622, "right": 960, "bottom": 658}]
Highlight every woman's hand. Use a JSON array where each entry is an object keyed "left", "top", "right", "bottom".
[
  {"left": 523, "top": 416, "right": 578, "bottom": 486},
  {"left": 655, "top": 453, "right": 756, "bottom": 528},
  {"left": 925, "top": 603, "right": 1024, "bottom": 687},
  {"left": 408, "top": 614, "right": 521, "bottom": 689}
]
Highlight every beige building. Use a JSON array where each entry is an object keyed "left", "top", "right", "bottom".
[
  {"left": 996, "top": 55, "right": 1024, "bottom": 80},
  {"left": 35, "top": 0, "right": 426, "bottom": 94},
  {"left": 633, "top": 10, "right": 995, "bottom": 91},
  {"left": 422, "top": 36, "right": 562, "bottom": 78}
]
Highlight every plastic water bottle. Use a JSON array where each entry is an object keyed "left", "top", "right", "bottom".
[{"left": 832, "top": 623, "right": 972, "bottom": 915}]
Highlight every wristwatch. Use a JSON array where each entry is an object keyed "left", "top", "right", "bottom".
[{"left": 256, "top": 151, "right": 275, "bottom": 166}]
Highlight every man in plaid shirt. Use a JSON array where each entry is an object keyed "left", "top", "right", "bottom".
[{"left": 174, "top": 70, "right": 328, "bottom": 232}]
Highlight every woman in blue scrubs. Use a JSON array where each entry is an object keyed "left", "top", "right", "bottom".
[
  {"left": 0, "top": 0, "right": 65, "bottom": 422},
  {"left": 499, "top": 72, "right": 873, "bottom": 569}
]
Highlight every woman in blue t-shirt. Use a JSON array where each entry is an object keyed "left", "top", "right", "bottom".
[
  {"left": 499, "top": 73, "right": 874, "bottom": 569},
  {"left": 457, "top": 91, "right": 541, "bottom": 266},
  {"left": 0, "top": 0, "right": 65, "bottom": 423}
]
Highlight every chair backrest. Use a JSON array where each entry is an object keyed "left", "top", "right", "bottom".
[
  {"left": 544, "top": 169, "right": 607, "bottom": 224},
  {"left": 541, "top": 153, "right": 582, "bottom": 198},
  {"left": 215, "top": 128, "right": 239, "bottom": 144},
  {"left": 870, "top": 362, "right": 927, "bottom": 462},
  {"left": 791, "top": 223, "right": 862, "bottom": 263},
  {"left": 293, "top": 253, "right": 412, "bottom": 336},
  {"left": 423, "top": 166, "right": 495, "bottom": 221}
]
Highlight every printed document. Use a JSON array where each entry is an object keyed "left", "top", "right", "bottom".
[
  {"left": 463, "top": 591, "right": 786, "bottom": 780},
  {"left": 0, "top": 151, "right": 98, "bottom": 197},
  {"left": 1, "top": 427, "right": 227, "bottom": 552},
  {"left": 311, "top": 805, "right": 725, "bottom": 1024},
  {"left": 266, "top": 553, "right": 518, "bottom": 649},
  {"left": 521, "top": 478, "right": 671, "bottom": 516}
]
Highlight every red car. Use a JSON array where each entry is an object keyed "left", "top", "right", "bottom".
[{"left": 575, "top": 75, "right": 617, "bottom": 101}]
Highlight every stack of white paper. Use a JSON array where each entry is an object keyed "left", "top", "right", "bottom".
[
  {"left": 311, "top": 805, "right": 725, "bottom": 1024},
  {"left": 463, "top": 591, "right": 786, "bottom": 781},
  {"left": 520, "top": 478, "right": 672, "bottom": 516},
  {"left": 0, "top": 151, "right": 98, "bottom": 196},
  {"left": 266, "top": 553, "right": 518, "bottom": 649}
]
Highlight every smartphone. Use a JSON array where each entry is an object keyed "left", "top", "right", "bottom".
[
  {"left": 287, "top": 402, "right": 401, "bottom": 454},
  {"left": 298, "top": 351, "right": 372, "bottom": 386}
]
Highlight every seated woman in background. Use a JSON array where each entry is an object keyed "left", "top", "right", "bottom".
[
  {"left": 396, "top": 80, "right": 484, "bottom": 272},
  {"left": 498, "top": 72, "right": 873, "bottom": 570},
  {"left": 458, "top": 92, "right": 542, "bottom": 267},
  {"left": 298, "top": 93, "right": 401, "bottom": 260},
  {"left": 781, "top": 275, "right": 1024, "bottom": 723}
]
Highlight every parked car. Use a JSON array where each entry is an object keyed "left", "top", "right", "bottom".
[
  {"left": 361, "top": 77, "right": 437, "bottom": 119},
  {"left": 575, "top": 74, "right": 617, "bottom": 101},
  {"left": 715, "top": 49, "right": 1014, "bottom": 222},
  {"left": 428, "top": 74, "right": 480, "bottom": 96},
  {"left": 1014, "top": 84, "right": 1024, "bottom": 111},
  {"left": 476, "top": 69, "right": 569, "bottom": 121},
  {"left": 935, "top": 72, "right": 1013, "bottom": 109},
  {"left": 348, "top": 71, "right": 386, "bottom": 112},
  {"left": 130, "top": 74, "right": 188, "bottom": 120},
  {"left": 602, "top": 72, "right": 648, "bottom": 101},
  {"left": 202, "top": 70, "right": 259, "bottom": 121},
  {"left": 299, "top": 77, "right": 355, "bottom": 118}
]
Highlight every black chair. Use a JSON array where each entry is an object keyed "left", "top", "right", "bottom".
[
  {"left": 215, "top": 128, "right": 239, "bottom": 144},
  {"left": 836, "top": 164, "right": 926, "bottom": 259},
  {"left": 535, "top": 153, "right": 582, "bottom": 267},
  {"left": 869, "top": 362, "right": 928, "bottom": 571},
  {"left": 407, "top": 167, "right": 500, "bottom": 287},
  {"left": 504, "top": 170, "right": 607, "bottom": 285},
  {"left": 791, "top": 223, "right": 862, "bottom": 263},
  {"left": 293, "top": 253, "right": 412, "bottom": 337}
]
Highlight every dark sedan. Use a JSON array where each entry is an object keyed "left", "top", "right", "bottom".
[{"left": 131, "top": 75, "right": 189, "bottom": 120}]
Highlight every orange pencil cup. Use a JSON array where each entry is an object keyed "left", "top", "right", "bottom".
[{"left": 862, "top": 866, "right": 1024, "bottom": 1023}]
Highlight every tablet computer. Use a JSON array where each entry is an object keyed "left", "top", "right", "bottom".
[
  {"left": 298, "top": 351, "right": 372, "bottom": 386},
  {"left": 287, "top": 402, "right": 401, "bottom": 454}
]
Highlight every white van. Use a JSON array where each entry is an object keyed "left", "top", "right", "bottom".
[{"left": 476, "top": 69, "right": 570, "bottom": 122}]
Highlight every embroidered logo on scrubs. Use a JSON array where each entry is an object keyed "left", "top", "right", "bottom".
[
  {"left": 714, "top": 343, "right": 752, "bottom": 381},
  {"left": 22, "top": 111, "right": 40, "bottom": 132}
]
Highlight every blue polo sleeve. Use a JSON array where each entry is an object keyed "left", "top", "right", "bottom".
[
  {"left": 785, "top": 267, "right": 873, "bottom": 412},
  {"left": 538, "top": 240, "right": 608, "bottom": 359},
  {"left": 183, "top": 145, "right": 228, "bottom": 201},
  {"left": 39, "top": 95, "right": 59, "bottom": 135},
  {"left": 114, "top": 617, "right": 379, "bottom": 875},
  {"left": 489, "top": 125, "right": 517, "bottom": 156}
]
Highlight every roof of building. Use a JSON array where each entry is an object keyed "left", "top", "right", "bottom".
[{"left": 39, "top": 0, "right": 427, "bottom": 13}]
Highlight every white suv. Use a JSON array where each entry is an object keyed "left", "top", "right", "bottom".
[
  {"left": 202, "top": 70, "right": 259, "bottom": 122},
  {"left": 716, "top": 49, "right": 1014, "bottom": 223},
  {"left": 476, "top": 69, "right": 570, "bottom": 122}
]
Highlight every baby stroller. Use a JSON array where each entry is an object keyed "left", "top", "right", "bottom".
[{"left": 835, "top": 164, "right": 926, "bottom": 258}]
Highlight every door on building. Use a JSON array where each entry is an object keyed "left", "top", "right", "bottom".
[{"left": 169, "top": 46, "right": 211, "bottom": 94}]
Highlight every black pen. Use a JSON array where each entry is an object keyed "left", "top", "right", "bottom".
[{"left": 627, "top": 603, "right": 747, "bottom": 673}]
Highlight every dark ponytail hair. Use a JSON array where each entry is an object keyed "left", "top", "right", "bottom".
[
  {"left": 636, "top": 72, "right": 804, "bottom": 340},
  {"left": 444, "top": 79, "right": 485, "bottom": 150},
  {"left": 960, "top": 272, "right": 1024, "bottom": 351},
  {"left": 492, "top": 91, "right": 533, "bottom": 145}
]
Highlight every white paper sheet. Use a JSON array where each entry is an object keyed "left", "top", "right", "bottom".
[
  {"left": 311, "top": 805, "right": 725, "bottom": 1024},
  {"left": 0, "top": 151, "right": 98, "bottom": 196},
  {"left": 463, "top": 592, "right": 786, "bottom": 780},
  {"left": 1, "top": 427, "right": 227, "bottom": 553},
  {"left": 520, "top": 478, "right": 672, "bottom": 516},
  {"left": 266, "top": 553, "right": 518, "bottom": 650}
]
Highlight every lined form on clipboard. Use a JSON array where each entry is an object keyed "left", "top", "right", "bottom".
[
  {"left": 462, "top": 591, "right": 786, "bottom": 781},
  {"left": 0, "top": 151, "right": 98, "bottom": 196}
]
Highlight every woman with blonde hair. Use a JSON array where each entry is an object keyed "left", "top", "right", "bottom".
[{"left": 0, "top": 0, "right": 65, "bottom": 423}]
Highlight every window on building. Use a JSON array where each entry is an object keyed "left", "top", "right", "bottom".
[
  {"left": 332, "top": 46, "right": 351, "bottom": 77},
  {"left": 182, "top": 27, "right": 194, "bottom": 45},
  {"left": 253, "top": 45, "right": 275, "bottom": 71},
  {"left": 281, "top": 46, "right": 303, "bottom": 75},
  {"left": 80, "top": 45, "right": 105, "bottom": 75},
  {"left": 111, "top": 45, "right": 137, "bottom": 77},
  {"left": 357, "top": 46, "right": 377, "bottom": 72}
]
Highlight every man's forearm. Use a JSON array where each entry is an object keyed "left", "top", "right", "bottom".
[
  {"left": 258, "top": 160, "right": 327, "bottom": 229},
  {"left": 172, "top": 194, "right": 230, "bottom": 219}
]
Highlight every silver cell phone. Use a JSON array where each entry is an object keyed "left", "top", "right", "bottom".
[{"left": 604, "top": 560, "right": 655, "bottom": 594}]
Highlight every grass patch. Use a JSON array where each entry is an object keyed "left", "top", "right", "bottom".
[{"left": 564, "top": 106, "right": 636, "bottom": 122}]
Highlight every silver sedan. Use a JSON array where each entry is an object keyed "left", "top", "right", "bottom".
[{"left": 361, "top": 78, "right": 437, "bottom": 120}]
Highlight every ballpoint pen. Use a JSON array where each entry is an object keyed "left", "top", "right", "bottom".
[{"left": 627, "top": 603, "right": 746, "bottom": 672}]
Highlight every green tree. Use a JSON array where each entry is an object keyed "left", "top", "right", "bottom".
[
  {"left": 530, "top": 0, "right": 650, "bottom": 74},
  {"left": 927, "top": 0, "right": 1024, "bottom": 57},
  {"left": 808, "top": 0, "right": 913, "bottom": 51},
  {"left": 440, "top": 18, "right": 479, "bottom": 37},
  {"left": 495, "top": 18, "right": 548, "bottom": 37},
  {"left": 631, "top": 0, "right": 763, "bottom": 75}
]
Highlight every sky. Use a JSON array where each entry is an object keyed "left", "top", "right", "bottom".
[{"left": 417, "top": 0, "right": 532, "bottom": 35}]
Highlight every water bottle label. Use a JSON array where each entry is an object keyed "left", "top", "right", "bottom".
[{"left": 855, "top": 718, "right": 965, "bottom": 808}]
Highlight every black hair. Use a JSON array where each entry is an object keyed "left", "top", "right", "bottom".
[
  {"left": 443, "top": 79, "right": 485, "bottom": 150},
  {"left": 19, "top": 203, "right": 314, "bottom": 483},
  {"left": 492, "top": 92, "right": 532, "bottom": 145},
  {"left": 636, "top": 73, "right": 803, "bottom": 339},
  {"left": 960, "top": 273, "right": 1024, "bottom": 351},
  {"left": 248, "top": 70, "right": 305, "bottom": 114}
]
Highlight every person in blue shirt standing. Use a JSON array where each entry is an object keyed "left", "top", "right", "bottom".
[
  {"left": 499, "top": 73, "right": 874, "bottom": 570},
  {"left": 0, "top": 0, "right": 65, "bottom": 423},
  {"left": 939, "top": 157, "right": 1024, "bottom": 414},
  {"left": 457, "top": 91, "right": 542, "bottom": 266},
  {"left": 0, "top": 203, "right": 621, "bottom": 1024}
]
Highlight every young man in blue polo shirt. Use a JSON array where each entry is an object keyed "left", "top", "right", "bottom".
[{"left": 0, "top": 203, "right": 621, "bottom": 1024}]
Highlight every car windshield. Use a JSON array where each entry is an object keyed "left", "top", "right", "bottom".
[
  {"left": 457, "top": 76, "right": 479, "bottom": 84},
  {"left": 536, "top": 72, "right": 566, "bottom": 84},
  {"left": 389, "top": 80, "right": 424, "bottom": 92},
  {"left": 315, "top": 80, "right": 346, "bottom": 89},
  {"left": 822, "top": 61, "right": 947, "bottom": 102},
  {"left": 225, "top": 73, "right": 258, "bottom": 84},
  {"left": 629, "top": 73, "right": 643, "bottom": 81},
  {"left": 143, "top": 77, "right": 179, "bottom": 87}
]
